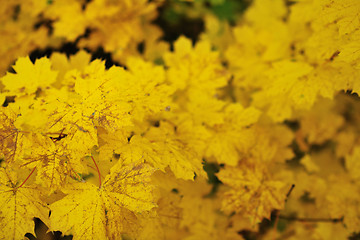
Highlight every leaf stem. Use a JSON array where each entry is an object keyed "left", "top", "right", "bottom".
[
  {"left": 91, "top": 156, "right": 101, "bottom": 187},
  {"left": 17, "top": 167, "right": 36, "bottom": 189}
]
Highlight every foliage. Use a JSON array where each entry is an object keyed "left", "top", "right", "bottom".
[{"left": 1, "top": 0, "right": 360, "bottom": 239}]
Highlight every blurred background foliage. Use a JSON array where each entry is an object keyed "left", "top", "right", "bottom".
[{"left": 27, "top": 0, "right": 250, "bottom": 64}]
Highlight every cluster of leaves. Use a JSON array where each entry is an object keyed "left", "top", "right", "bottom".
[{"left": 1, "top": 0, "right": 360, "bottom": 239}]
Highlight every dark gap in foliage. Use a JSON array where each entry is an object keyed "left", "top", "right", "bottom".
[
  {"left": 2, "top": 96, "right": 15, "bottom": 107},
  {"left": 300, "top": 191, "right": 316, "bottom": 203},
  {"left": 153, "top": 2, "right": 204, "bottom": 45},
  {"left": 12, "top": 5, "right": 21, "bottom": 21},
  {"left": 202, "top": 160, "right": 223, "bottom": 197},
  {"left": 25, "top": 218, "right": 73, "bottom": 240},
  {"left": 344, "top": 89, "right": 360, "bottom": 100},
  {"left": 284, "top": 120, "right": 300, "bottom": 131},
  {"left": 238, "top": 230, "right": 255, "bottom": 240},
  {"left": 29, "top": 41, "right": 80, "bottom": 63},
  {"left": 29, "top": 47, "right": 54, "bottom": 62},
  {"left": 33, "top": 18, "right": 54, "bottom": 35},
  {"left": 309, "top": 140, "right": 333, "bottom": 153},
  {"left": 58, "top": 42, "right": 80, "bottom": 57},
  {"left": 113, "top": 153, "right": 120, "bottom": 160},
  {"left": 137, "top": 41, "right": 145, "bottom": 54},
  {"left": 7, "top": 65, "right": 16, "bottom": 73},
  {"left": 336, "top": 90, "right": 360, "bottom": 124},
  {"left": 127, "top": 132, "right": 134, "bottom": 143},
  {"left": 238, "top": 216, "right": 273, "bottom": 240},
  {"left": 349, "top": 232, "right": 360, "bottom": 240},
  {"left": 28, "top": 31, "right": 122, "bottom": 70},
  {"left": 259, "top": 217, "right": 273, "bottom": 234},
  {"left": 88, "top": 47, "right": 121, "bottom": 69},
  {"left": 153, "top": 120, "right": 160, "bottom": 127},
  {"left": 210, "top": 0, "right": 249, "bottom": 24},
  {"left": 286, "top": 140, "right": 305, "bottom": 167},
  {"left": 29, "top": 29, "right": 91, "bottom": 62},
  {"left": 81, "top": 0, "right": 92, "bottom": 10},
  {"left": 285, "top": 0, "right": 296, "bottom": 7}
]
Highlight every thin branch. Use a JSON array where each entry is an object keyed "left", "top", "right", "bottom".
[
  {"left": 285, "top": 184, "right": 295, "bottom": 202},
  {"left": 272, "top": 211, "right": 280, "bottom": 240},
  {"left": 17, "top": 167, "right": 36, "bottom": 189},
  {"left": 272, "top": 184, "right": 295, "bottom": 240},
  {"left": 279, "top": 215, "right": 343, "bottom": 223},
  {"left": 91, "top": 156, "right": 102, "bottom": 187}
]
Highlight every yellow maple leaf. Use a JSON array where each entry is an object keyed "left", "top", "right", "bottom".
[
  {"left": 145, "top": 121, "right": 205, "bottom": 180},
  {"left": 45, "top": 0, "right": 87, "bottom": 41},
  {"left": 217, "top": 164, "right": 287, "bottom": 224},
  {"left": 205, "top": 103, "right": 260, "bottom": 165},
  {"left": 0, "top": 167, "right": 49, "bottom": 240},
  {"left": 164, "top": 36, "right": 229, "bottom": 96},
  {"left": 248, "top": 123, "right": 294, "bottom": 164},
  {"left": 50, "top": 163, "right": 156, "bottom": 240},
  {"left": 1, "top": 56, "right": 57, "bottom": 95},
  {"left": 325, "top": 176, "right": 360, "bottom": 233},
  {"left": 252, "top": 60, "right": 343, "bottom": 122},
  {"left": 299, "top": 98, "right": 344, "bottom": 145},
  {"left": 245, "top": 0, "right": 287, "bottom": 27}
]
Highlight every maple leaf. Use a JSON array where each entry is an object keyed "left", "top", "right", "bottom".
[
  {"left": 325, "top": 176, "right": 360, "bottom": 233},
  {"left": 1, "top": 56, "right": 57, "bottom": 95},
  {"left": 124, "top": 57, "right": 174, "bottom": 120},
  {"left": 50, "top": 163, "right": 156, "bottom": 240},
  {"left": 164, "top": 36, "right": 229, "bottom": 96},
  {"left": 45, "top": 0, "right": 87, "bottom": 41},
  {"left": 217, "top": 164, "right": 287, "bottom": 224},
  {"left": 205, "top": 103, "right": 260, "bottom": 166},
  {"left": 299, "top": 98, "right": 344, "bottom": 145},
  {"left": 252, "top": 60, "right": 344, "bottom": 121},
  {"left": 145, "top": 123, "right": 204, "bottom": 180},
  {"left": 0, "top": 167, "right": 49, "bottom": 240}
]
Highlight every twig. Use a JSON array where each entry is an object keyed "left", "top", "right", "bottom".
[
  {"left": 272, "top": 184, "right": 296, "bottom": 240},
  {"left": 285, "top": 184, "right": 295, "bottom": 202},
  {"left": 279, "top": 215, "right": 343, "bottom": 223}
]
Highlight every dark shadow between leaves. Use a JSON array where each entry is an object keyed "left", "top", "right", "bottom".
[{"left": 25, "top": 217, "right": 73, "bottom": 240}]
